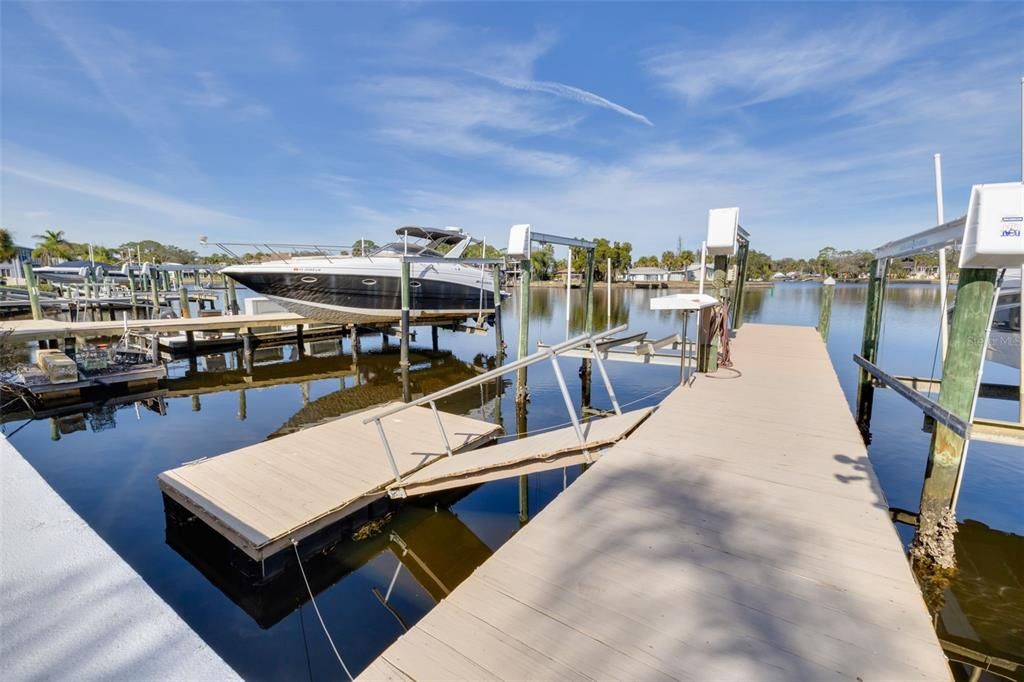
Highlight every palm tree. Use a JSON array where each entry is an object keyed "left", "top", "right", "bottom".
[
  {"left": 32, "top": 229, "right": 70, "bottom": 266},
  {"left": 0, "top": 229, "right": 16, "bottom": 263}
]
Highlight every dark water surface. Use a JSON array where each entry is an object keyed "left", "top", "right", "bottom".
[{"left": 6, "top": 282, "right": 1022, "bottom": 679}]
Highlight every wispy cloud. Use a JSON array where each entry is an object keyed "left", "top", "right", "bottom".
[
  {"left": 645, "top": 13, "right": 965, "bottom": 107},
  {"left": 354, "top": 75, "right": 582, "bottom": 177},
  {"left": 477, "top": 74, "right": 653, "bottom": 127},
  {"left": 3, "top": 145, "right": 248, "bottom": 226}
]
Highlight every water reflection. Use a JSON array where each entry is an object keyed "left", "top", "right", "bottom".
[
  {"left": 4, "top": 282, "right": 1021, "bottom": 681},
  {"left": 934, "top": 520, "right": 1024, "bottom": 681},
  {"left": 166, "top": 494, "right": 490, "bottom": 630}
]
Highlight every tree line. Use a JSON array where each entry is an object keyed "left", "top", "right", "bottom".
[{"left": 0, "top": 228, "right": 957, "bottom": 281}]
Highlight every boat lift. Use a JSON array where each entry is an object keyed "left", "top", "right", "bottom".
[{"left": 855, "top": 179, "right": 1024, "bottom": 569}]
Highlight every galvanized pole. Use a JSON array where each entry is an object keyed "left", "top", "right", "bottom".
[
  {"left": 817, "top": 276, "right": 836, "bottom": 343},
  {"left": 606, "top": 256, "right": 612, "bottom": 329},
  {"left": 565, "top": 247, "right": 572, "bottom": 340},
  {"left": 583, "top": 248, "right": 595, "bottom": 335},
  {"left": 934, "top": 153, "right": 949, "bottom": 361},
  {"left": 914, "top": 268, "right": 998, "bottom": 569},
  {"left": 856, "top": 258, "right": 888, "bottom": 436}
]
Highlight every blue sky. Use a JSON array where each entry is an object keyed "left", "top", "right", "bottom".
[{"left": 2, "top": 2, "right": 1022, "bottom": 259}]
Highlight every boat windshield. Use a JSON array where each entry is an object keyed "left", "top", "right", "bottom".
[{"left": 368, "top": 242, "right": 444, "bottom": 258}]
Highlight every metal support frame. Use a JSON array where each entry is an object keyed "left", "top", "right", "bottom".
[
  {"left": 588, "top": 340, "right": 622, "bottom": 415},
  {"left": 548, "top": 350, "right": 590, "bottom": 462},
  {"left": 429, "top": 400, "right": 454, "bottom": 457},
  {"left": 367, "top": 323, "right": 630, "bottom": 482}
]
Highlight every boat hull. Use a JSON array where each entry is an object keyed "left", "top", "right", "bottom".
[{"left": 226, "top": 269, "right": 496, "bottom": 324}]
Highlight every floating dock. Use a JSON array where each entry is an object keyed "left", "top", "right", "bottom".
[
  {"left": 359, "top": 324, "right": 951, "bottom": 681},
  {"left": 158, "top": 404, "right": 503, "bottom": 566}
]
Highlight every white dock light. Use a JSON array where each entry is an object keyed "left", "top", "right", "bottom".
[
  {"left": 507, "top": 224, "right": 532, "bottom": 258},
  {"left": 706, "top": 207, "right": 740, "bottom": 256},
  {"left": 958, "top": 182, "right": 1024, "bottom": 269}
]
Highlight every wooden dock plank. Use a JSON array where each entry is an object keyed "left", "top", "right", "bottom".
[
  {"left": 158, "top": 404, "right": 501, "bottom": 561},
  {"left": 357, "top": 324, "right": 951, "bottom": 681}
]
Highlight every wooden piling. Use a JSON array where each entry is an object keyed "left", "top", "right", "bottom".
[
  {"left": 493, "top": 267, "right": 505, "bottom": 358},
  {"left": 515, "top": 258, "right": 532, "bottom": 405},
  {"left": 22, "top": 262, "right": 42, "bottom": 321},
  {"left": 731, "top": 241, "right": 750, "bottom": 330},
  {"left": 226, "top": 277, "right": 239, "bottom": 315},
  {"left": 431, "top": 325, "right": 439, "bottom": 351},
  {"left": 126, "top": 269, "right": 139, "bottom": 316},
  {"left": 914, "top": 268, "right": 998, "bottom": 569},
  {"left": 400, "top": 260, "right": 411, "bottom": 369},
  {"left": 817, "top": 276, "right": 836, "bottom": 343},
  {"left": 238, "top": 389, "right": 247, "bottom": 421},
  {"left": 178, "top": 287, "right": 191, "bottom": 319},
  {"left": 149, "top": 275, "right": 161, "bottom": 319},
  {"left": 856, "top": 259, "right": 888, "bottom": 436}
]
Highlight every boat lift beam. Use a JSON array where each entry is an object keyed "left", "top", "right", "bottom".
[{"left": 871, "top": 216, "right": 966, "bottom": 260}]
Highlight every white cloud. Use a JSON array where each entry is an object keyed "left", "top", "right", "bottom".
[
  {"left": 2, "top": 145, "right": 248, "bottom": 226},
  {"left": 645, "top": 13, "right": 973, "bottom": 107},
  {"left": 354, "top": 75, "right": 582, "bottom": 177}
]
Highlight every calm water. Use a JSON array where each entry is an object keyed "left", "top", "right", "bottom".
[{"left": 5, "top": 283, "right": 1022, "bottom": 679}]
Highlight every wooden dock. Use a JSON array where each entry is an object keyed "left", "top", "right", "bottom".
[
  {"left": 159, "top": 404, "right": 502, "bottom": 564},
  {"left": 359, "top": 324, "right": 951, "bottom": 681},
  {"left": 0, "top": 312, "right": 317, "bottom": 344}
]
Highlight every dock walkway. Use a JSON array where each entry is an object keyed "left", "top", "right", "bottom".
[
  {"left": 359, "top": 324, "right": 950, "bottom": 681},
  {"left": 1, "top": 438, "right": 238, "bottom": 681}
]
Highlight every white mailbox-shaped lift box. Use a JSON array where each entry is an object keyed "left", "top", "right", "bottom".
[
  {"left": 706, "top": 208, "right": 740, "bottom": 256},
  {"left": 959, "top": 182, "right": 1024, "bottom": 269},
  {"left": 507, "top": 224, "right": 532, "bottom": 258}
]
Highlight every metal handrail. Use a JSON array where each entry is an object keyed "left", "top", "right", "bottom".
[
  {"left": 368, "top": 323, "right": 629, "bottom": 486},
  {"left": 365, "top": 324, "right": 628, "bottom": 424}
]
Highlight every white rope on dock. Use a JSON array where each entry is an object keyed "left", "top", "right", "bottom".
[{"left": 291, "top": 539, "right": 354, "bottom": 681}]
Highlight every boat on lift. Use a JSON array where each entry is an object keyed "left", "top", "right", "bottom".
[
  {"left": 985, "top": 271, "right": 1021, "bottom": 370},
  {"left": 219, "top": 226, "right": 499, "bottom": 324}
]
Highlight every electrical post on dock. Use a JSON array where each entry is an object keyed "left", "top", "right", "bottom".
[{"left": 699, "top": 208, "right": 746, "bottom": 372}]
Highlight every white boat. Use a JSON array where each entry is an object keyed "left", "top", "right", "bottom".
[
  {"left": 220, "top": 227, "right": 498, "bottom": 324},
  {"left": 987, "top": 273, "right": 1020, "bottom": 369}
]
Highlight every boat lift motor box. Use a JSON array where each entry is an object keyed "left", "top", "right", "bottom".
[
  {"left": 706, "top": 208, "right": 740, "bottom": 257},
  {"left": 959, "top": 182, "right": 1024, "bottom": 269},
  {"left": 507, "top": 224, "right": 532, "bottom": 259}
]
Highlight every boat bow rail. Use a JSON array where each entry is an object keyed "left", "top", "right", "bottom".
[{"left": 364, "top": 324, "right": 630, "bottom": 486}]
